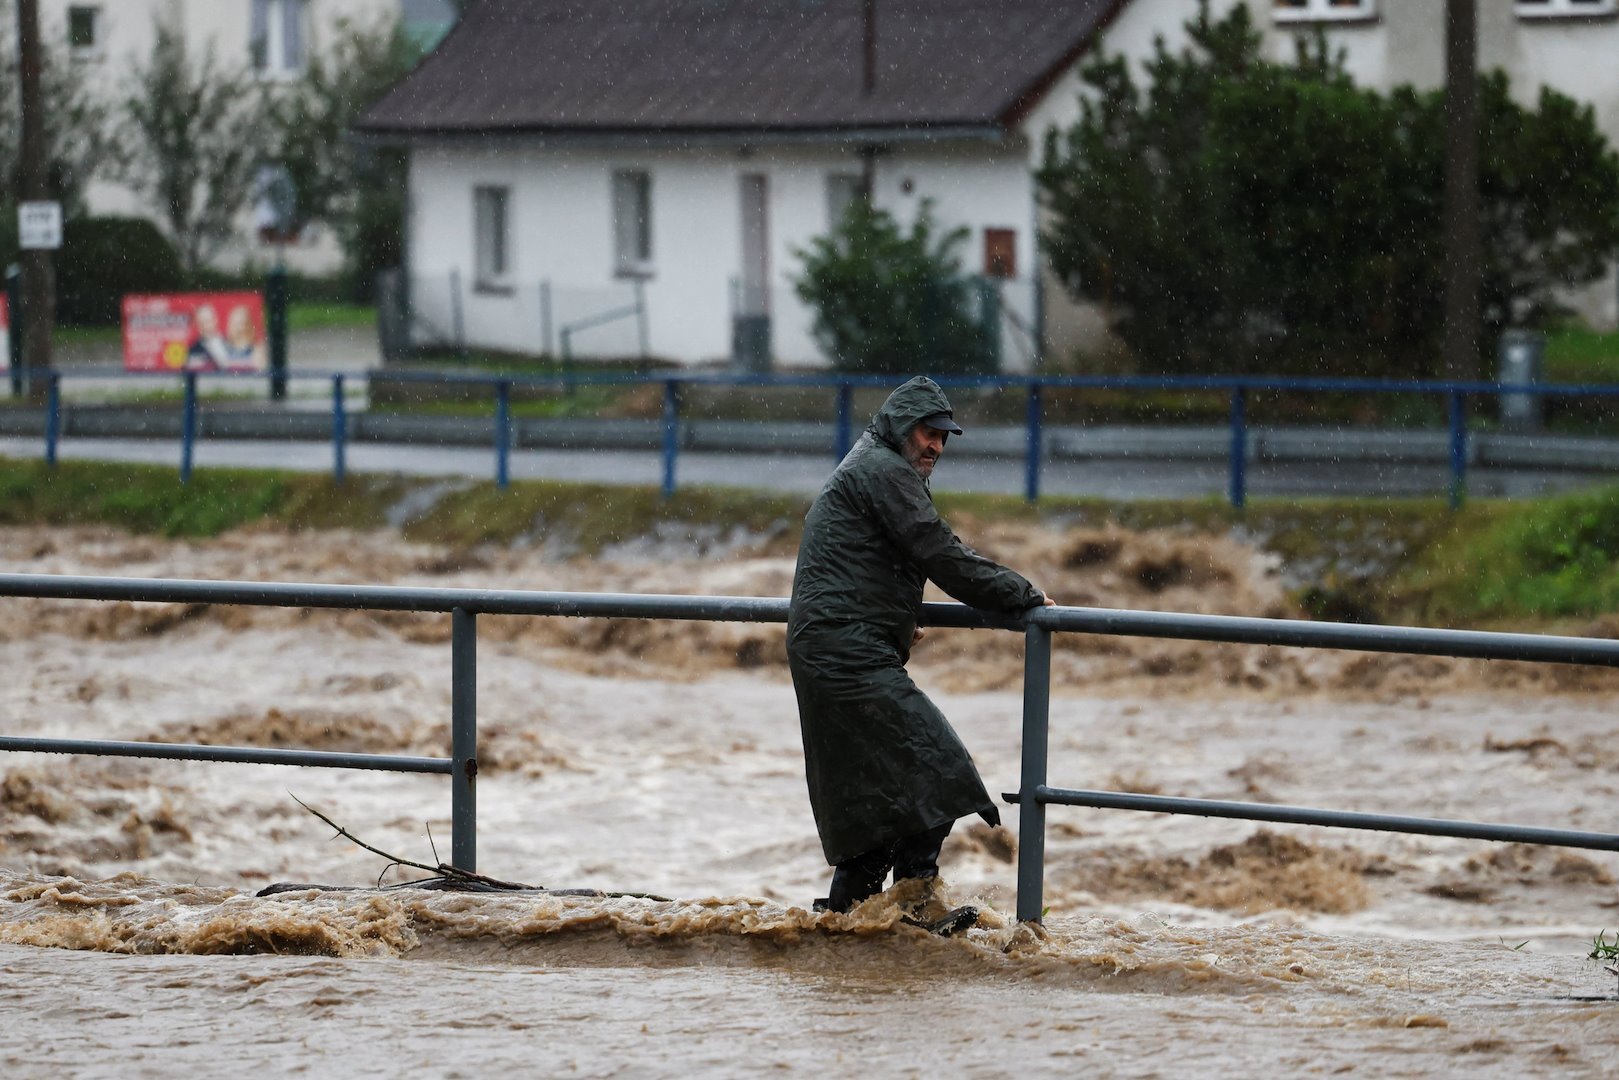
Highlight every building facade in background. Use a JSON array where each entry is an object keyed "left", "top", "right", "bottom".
[
  {"left": 358, "top": 0, "right": 1619, "bottom": 370},
  {"left": 18, "top": 0, "right": 457, "bottom": 274}
]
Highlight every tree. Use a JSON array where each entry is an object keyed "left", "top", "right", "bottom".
[
  {"left": 120, "top": 17, "right": 269, "bottom": 273},
  {"left": 1037, "top": 1, "right": 1619, "bottom": 377},
  {"left": 794, "top": 201, "right": 996, "bottom": 375},
  {"left": 265, "top": 15, "right": 423, "bottom": 298}
]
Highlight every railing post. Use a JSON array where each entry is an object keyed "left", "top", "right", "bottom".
[
  {"left": 43, "top": 372, "right": 59, "bottom": 469},
  {"left": 495, "top": 379, "right": 511, "bottom": 489},
  {"left": 834, "top": 381, "right": 853, "bottom": 461},
  {"left": 1024, "top": 380, "right": 1043, "bottom": 504},
  {"left": 1228, "top": 385, "right": 1247, "bottom": 510},
  {"left": 450, "top": 268, "right": 466, "bottom": 361},
  {"left": 662, "top": 378, "right": 679, "bottom": 499},
  {"left": 1017, "top": 617, "right": 1052, "bottom": 924},
  {"left": 451, "top": 606, "right": 477, "bottom": 873},
  {"left": 331, "top": 373, "right": 347, "bottom": 485},
  {"left": 180, "top": 371, "right": 198, "bottom": 484},
  {"left": 560, "top": 327, "right": 574, "bottom": 398},
  {"left": 1448, "top": 390, "right": 1467, "bottom": 511},
  {"left": 539, "top": 279, "right": 553, "bottom": 357},
  {"left": 635, "top": 278, "right": 650, "bottom": 359}
]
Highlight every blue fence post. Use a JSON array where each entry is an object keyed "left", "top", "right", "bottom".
[
  {"left": 1228, "top": 385, "right": 1247, "bottom": 510},
  {"left": 43, "top": 372, "right": 60, "bottom": 468},
  {"left": 495, "top": 380, "right": 511, "bottom": 489},
  {"left": 661, "top": 379, "right": 680, "bottom": 498},
  {"left": 834, "top": 381, "right": 853, "bottom": 461},
  {"left": 1024, "top": 381, "right": 1043, "bottom": 504},
  {"left": 180, "top": 372, "right": 198, "bottom": 484},
  {"left": 1448, "top": 390, "right": 1467, "bottom": 510},
  {"left": 1016, "top": 618, "right": 1053, "bottom": 924},
  {"left": 331, "top": 374, "right": 347, "bottom": 485},
  {"left": 450, "top": 606, "right": 477, "bottom": 873},
  {"left": 5, "top": 265, "right": 21, "bottom": 397}
]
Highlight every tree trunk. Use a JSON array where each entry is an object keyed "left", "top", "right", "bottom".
[{"left": 17, "top": 0, "right": 55, "bottom": 402}]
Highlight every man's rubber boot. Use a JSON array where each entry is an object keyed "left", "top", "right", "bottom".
[{"left": 902, "top": 905, "right": 980, "bottom": 937}]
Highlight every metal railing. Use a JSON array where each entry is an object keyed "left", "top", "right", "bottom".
[
  {"left": 1011, "top": 605, "right": 1619, "bottom": 922},
  {"left": 3, "top": 571, "right": 1619, "bottom": 922},
  {"left": 8, "top": 368, "right": 1619, "bottom": 507}
]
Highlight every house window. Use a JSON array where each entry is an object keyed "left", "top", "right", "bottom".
[
  {"left": 1273, "top": 0, "right": 1377, "bottom": 22},
  {"left": 251, "top": 0, "right": 307, "bottom": 75},
  {"left": 983, "top": 229, "right": 1016, "bottom": 279},
  {"left": 1516, "top": 0, "right": 1617, "bottom": 17},
  {"left": 613, "top": 170, "right": 653, "bottom": 276},
  {"left": 67, "top": 6, "right": 100, "bottom": 54},
  {"left": 474, "top": 185, "right": 511, "bottom": 288},
  {"left": 826, "top": 173, "right": 863, "bottom": 228}
]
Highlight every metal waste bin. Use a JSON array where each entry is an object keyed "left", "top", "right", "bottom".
[{"left": 1497, "top": 328, "right": 1545, "bottom": 433}]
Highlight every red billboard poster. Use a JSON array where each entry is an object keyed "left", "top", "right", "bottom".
[
  {"left": 0, "top": 294, "right": 8, "bottom": 373},
  {"left": 122, "top": 292, "right": 268, "bottom": 373}
]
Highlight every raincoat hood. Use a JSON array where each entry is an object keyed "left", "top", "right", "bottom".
[{"left": 869, "top": 376, "right": 957, "bottom": 453}]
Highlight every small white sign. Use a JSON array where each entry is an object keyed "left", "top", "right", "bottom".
[{"left": 18, "top": 201, "right": 63, "bottom": 250}]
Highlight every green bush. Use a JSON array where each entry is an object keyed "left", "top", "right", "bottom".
[
  {"left": 185, "top": 265, "right": 351, "bottom": 304},
  {"left": 793, "top": 200, "right": 996, "bottom": 375},
  {"left": 54, "top": 216, "right": 184, "bottom": 326},
  {"left": 1400, "top": 487, "right": 1619, "bottom": 621}
]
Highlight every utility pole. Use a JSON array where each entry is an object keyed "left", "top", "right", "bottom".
[
  {"left": 16, "top": 0, "right": 56, "bottom": 401},
  {"left": 858, "top": 0, "right": 878, "bottom": 201},
  {"left": 1441, "top": 0, "right": 1480, "bottom": 382}
]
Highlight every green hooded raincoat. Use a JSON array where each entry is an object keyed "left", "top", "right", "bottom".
[{"left": 787, "top": 377, "right": 1043, "bottom": 866}]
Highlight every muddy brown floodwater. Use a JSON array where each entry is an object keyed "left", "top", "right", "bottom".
[{"left": 3, "top": 522, "right": 1618, "bottom": 1076}]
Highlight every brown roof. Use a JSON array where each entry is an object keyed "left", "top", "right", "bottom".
[{"left": 356, "top": 0, "right": 1126, "bottom": 139}]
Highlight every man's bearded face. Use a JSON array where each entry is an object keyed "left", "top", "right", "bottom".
[{"left": 904, "top": 424, "right": 946, "bottom": 478}]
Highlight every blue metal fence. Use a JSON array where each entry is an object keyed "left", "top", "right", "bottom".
[
  {"left": 2, "top": 571, "right": 1618, "bottom": 922},
  {"left": 11, "top": 367, "right": 1619, "bottom": 508}
]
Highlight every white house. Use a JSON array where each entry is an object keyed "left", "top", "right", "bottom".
[
  {"left": 14, "top": 0, "right": 457, "bottom": 274},
  {"left": 356, "top": 0, "right": 1619, "bottom": 370}
]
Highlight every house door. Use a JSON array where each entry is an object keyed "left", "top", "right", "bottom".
[{"left": 734, "top": 174, "right": 772, "bottom": 372}]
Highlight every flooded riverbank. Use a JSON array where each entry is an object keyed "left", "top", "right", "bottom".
[{"left": 3, "top": 521, "right": 1617, "bottom": 1074}]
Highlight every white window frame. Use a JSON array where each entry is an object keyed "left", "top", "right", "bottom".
[
  {"left": 250, "top": 0, "right": 308, "bottom": 78},
  {"left": 66, "top": 5, "right": 102, "bottom": 59},
  {"left": 1515, "top": 0, "right": 1617, "bottom": 18},
  {"left": 1272, "top": 0, "right": 1378, "bottom": 23},
  {"left": 473, "top": 185, "right": 512, "bottom": 291},
  {"left": 612, "top": 169, "right": 654, "bottom": 278}
]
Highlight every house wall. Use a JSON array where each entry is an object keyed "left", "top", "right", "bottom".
[{"left": 407, "top": 139, "right": 1041, "bottom": 369}]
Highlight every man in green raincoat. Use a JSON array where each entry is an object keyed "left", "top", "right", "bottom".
[{"left": 789, "top": 376, "right": 1052, "bottom": 915}]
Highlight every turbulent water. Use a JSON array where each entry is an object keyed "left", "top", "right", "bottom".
[{"left": 3, "top": 522, "right": 1618, "bottom": 1075}]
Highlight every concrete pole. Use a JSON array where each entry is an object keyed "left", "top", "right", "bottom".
[{"left": 1442, "top": 0, "right": 1480, "bottom": 383}]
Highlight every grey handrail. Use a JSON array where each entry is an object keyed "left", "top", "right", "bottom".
[{"left": 3, "top": 573, "right": 1617, "bottom": 923}]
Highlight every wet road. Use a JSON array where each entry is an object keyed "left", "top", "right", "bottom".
[{"left": 0, "top": 434, "right": 1612, "bottom": 501}]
